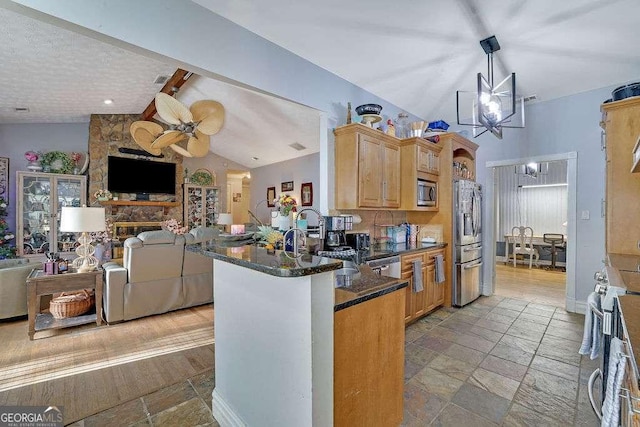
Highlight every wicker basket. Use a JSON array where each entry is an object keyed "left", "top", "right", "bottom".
[{"left": 49, "top": 289, "right": 94, "bottom": 319}]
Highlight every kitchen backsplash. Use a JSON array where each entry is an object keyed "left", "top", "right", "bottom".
[{"left": 335, "top": 210, "right": 444, "bottom": 244}]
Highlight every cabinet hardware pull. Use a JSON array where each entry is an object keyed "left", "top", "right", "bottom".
[
  {"left": 601, "top": 130, "right": 606, "bottom": 151},
  {"left": 587, "top": 368, "right": 602, "bottom": 420}
]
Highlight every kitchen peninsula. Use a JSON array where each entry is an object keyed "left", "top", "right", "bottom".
[{"left": 189, "top": 243, "right": 407, "bottom": 426}]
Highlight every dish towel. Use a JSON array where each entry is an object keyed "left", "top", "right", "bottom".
[
  {"left": 412, "top": 260, "right": 423, "bottom": 292},
  {"left": 579, "top": 292, "right": 602, "bottom": 360},
  {"left": 434, "top": 254, "right": 445, "bottom": 284},
  {"left": 601, "top": 337, "right": 627, "bottom": 427}
]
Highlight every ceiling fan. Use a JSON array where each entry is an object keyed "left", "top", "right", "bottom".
[{"left": 131, "top": 93, "right": 225, "bottom": 157}]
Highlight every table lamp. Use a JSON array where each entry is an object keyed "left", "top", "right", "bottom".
[
  {"left": 217, "top": 213, "right": 233, "bottom": 233},
  {"left": 60, "top": 206, "right": 106, "bottom": 272}
]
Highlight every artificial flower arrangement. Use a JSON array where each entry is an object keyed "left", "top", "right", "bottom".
[
  {"left": 89, "top": 218, "right": 114, "bottom": 245},
  {"left": 0, "top": 197, "right": 17, "bottom": 259},
  {"left": 24, "top": 151, "right": 40, "bottom": 163},
  {"left": 162, "top": 218, "right": 188, "bottom": 235},
  {"left": 94, "top": 189, "right": 112, "bottom": 200},
  {"left": 275, "top": 194, "right": 297, "bottom": 216},
  {"left": 71, "top": 152, "right": 82, "bottom": 167}
]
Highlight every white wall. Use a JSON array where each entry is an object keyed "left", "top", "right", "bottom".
[
  {"left": 3, "top": 1, "right": 623, "bottom": 305},
  {"left": 0, "top": 122, "right": 89, "bottom": 232},
  {"left": 496, "top": 160, "right": 568, "bottom": 239},
  {"left": 183, "top": 152, "right": 249, "bottom": 215},
  {"left": 250, "top": 153, "right": 320, "bottom": 226}
]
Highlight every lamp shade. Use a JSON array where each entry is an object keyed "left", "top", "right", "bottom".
[
  {"left": 60, "top": 207, "right": 106, "bottom": 232},
  {"left": 217, "top": 213, "right": 233, "bottom": 226}
]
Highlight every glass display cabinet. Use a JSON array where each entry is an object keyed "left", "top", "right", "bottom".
[
  {"left": 183, "top": 184, "right": 220, "bottom": 230},
  {"left": 17, "top": 171, "right": 87, "bottom": 257}
]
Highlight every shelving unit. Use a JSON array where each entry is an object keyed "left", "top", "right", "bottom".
[
  {"left": 17, "top": 171, "right": 87, "bottom": 257},
  {"left": 183, "top": 184, "right": 220, "bottom": 229}
]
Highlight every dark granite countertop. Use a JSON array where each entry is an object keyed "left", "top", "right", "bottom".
[
  {"left": 187, "top": 242, "right": 408, "bottom": 311},
  {"left": 334, "top": 265, "right": 408, "bottom": 312},
  {"left": 187, "top": 242, "right": 343, "bottom": 277},
  {"left": 364, "top": 242, "right": 447, "bottom": 261}
]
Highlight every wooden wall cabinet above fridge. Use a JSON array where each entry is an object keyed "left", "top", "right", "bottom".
[
  {"left": 400, "top": 138, "right": 442, "bottom": 211},
  {"left": 334, "top": 123, "right": 400, "bottom": 209},
  {"left": 601, "top": 97, "right": 640, "bottom": 254}
]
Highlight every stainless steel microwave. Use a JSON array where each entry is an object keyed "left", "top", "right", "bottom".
[{"left": 417, "top": 179, "right": 437, "bottom": 207}]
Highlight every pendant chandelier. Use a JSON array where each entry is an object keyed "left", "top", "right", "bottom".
[{"left": 456, "top": 35, "right": 524, "bottom": 139}]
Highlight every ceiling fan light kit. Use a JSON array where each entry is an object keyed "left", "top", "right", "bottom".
[
  {"left": 131, "top": 93, "right": 225, "bottom": 157},
  {"left": 456, "top": 35, "right": 525, "bottom": 139}
]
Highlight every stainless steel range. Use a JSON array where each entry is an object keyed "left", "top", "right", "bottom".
[{"left": 452, "top": 179, "right": 483, "bottom": 306}]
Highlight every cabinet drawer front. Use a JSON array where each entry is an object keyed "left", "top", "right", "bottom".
[{"left": 401, "top": 253, "right": 427, "bottom": 272}]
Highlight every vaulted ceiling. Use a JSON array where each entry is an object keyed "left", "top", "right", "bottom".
[{"left": 1, "top": 1, "right": 639, "bottom": 167}]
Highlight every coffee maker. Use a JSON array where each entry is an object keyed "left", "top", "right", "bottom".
[{"left": 323, "top": 215, "right": 353, "bottom": 250}]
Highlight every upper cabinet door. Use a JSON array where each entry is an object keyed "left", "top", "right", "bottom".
[
  {"left": 358, "top": 134, "right": 383, "bottom": 208},
  {"left": 382, "top": 142, "right": 400, "bottom": 208}
]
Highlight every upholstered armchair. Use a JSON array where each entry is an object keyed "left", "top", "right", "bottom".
[{"left": 0, "top": 258, "right": 33, "bottom": 319}]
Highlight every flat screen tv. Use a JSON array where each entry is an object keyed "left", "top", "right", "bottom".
[{"left": 107, "top": 156, "right": 176, "bottom": 195}]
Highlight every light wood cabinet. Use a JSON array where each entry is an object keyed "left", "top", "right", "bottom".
[
  {"left": 407, "top": 133, "right": 477, "bottom": 308},
  {"left": 17, "top": 171, "right": 87, "bottom": 257},
  {"left": 183, "top": 184, "right": 220, "bottom": 229},
  {"left": 401, "top": 248, "right": 446, "bottom": 324},
  {"left": 335, "top": 123, "right": 400, "bottom": 209},
  {"left": 602, "top": 97, "right": 640, "bottom": 254},
  {"left": 400, "top": 138, "right": 443, "bottom": 211},
  {"left": 334, "top": 288, "right": 404, "bottom": 427},
  {"left": 417, "top": 144, "right": 440, "bottom": 175}
]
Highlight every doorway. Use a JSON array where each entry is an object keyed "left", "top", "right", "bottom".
[
  {"left": 484, "top": 153, "right": 578, "bottom": 311},
  {"left": 226, "top": 170, "right": 251, "bottom": 225}
]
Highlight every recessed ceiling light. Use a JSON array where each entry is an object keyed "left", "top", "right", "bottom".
[
  {"left": 252, "top": 156, "right": 259, "bottom": 161},
  {"left": 103, "top": 99, "right": 114, "bottom": 105}
]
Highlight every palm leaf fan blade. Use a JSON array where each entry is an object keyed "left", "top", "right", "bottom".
[
  {"left": 155, "top": 93, "right": 193, "bottom": 125},
  {"left": 191, "top": 100, "right": 225, "bottom": 135},
  {"left": 168, "top": 143, "right": 193, "bottom": 157},
  {"left": 150, "top": 130, "right": 186, "bottom": 149},
  {"left": 130, "top": 121, "right": 163, "bottom": 155},
  {"left": 186, "top": 132, "right": 210, "bottom": 157}
]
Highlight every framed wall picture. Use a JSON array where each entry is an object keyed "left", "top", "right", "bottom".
[
  {"left": 267, "top": 187, "right": 276, "bottom": 207},
  {"left": 281, "top": 181, "right": 294, "bottom": 192},
  {"left": 301, "top": 182, "right": 313, "bottom": 206},
  {"left": 0, "top": 157, "right": 8, "bottom": 198}
]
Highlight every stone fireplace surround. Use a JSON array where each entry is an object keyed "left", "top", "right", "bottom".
[{"left": 88, "top": 114, "right": 184, "bottom": 224}]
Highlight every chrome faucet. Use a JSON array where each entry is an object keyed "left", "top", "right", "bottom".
[{"left": 296, "top": 208, "right": 325, "bottom": 239}]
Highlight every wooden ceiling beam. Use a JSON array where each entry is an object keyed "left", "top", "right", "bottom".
[{"left": 141, "top": 68, "right": 192, "bottom": 121}]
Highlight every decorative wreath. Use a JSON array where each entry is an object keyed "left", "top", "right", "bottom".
[
  {"left": 40, "top": 151, "right": 74, "bottom": 174},
  {"left": 190, "top": 169, "right": 214, "bottom": 186}
]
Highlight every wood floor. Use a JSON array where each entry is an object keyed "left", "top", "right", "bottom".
[
  {"left": 0, "top": 267, "right": 565, "bottom": 425},
  {"left": 0, "top": 304, "right": 214, "bottom": 425},
  {"left": 494, "top": 262, "right": 566, "bottom": 308}
]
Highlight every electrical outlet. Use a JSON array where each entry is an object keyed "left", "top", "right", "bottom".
[{"left": 581, "top": 210, "right": 590, "bottom": 220}]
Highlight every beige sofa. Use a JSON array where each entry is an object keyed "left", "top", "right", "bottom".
[
  {"left": 102, "top": 227, "right": 214, "bottom": 323},
  {"left": 0, "top": 258, "right": 34, "bottom": 319}
]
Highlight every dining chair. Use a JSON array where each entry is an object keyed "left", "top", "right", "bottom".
[
  {"left": 511, "top": 226, "right": 539, "bottom": 269},
  {"left": 542, "top": 233, "right": 565, "bottom": 271}
]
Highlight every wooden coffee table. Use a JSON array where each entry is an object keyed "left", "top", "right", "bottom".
[{"left": 26, "top": 269, "right": 103, "bottom": 340}]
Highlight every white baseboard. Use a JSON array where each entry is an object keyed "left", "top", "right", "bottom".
[
  {"left": 573, "top": 299, "right": 587, "bottom": 315},
  {"left": 212, "top": 389, "right": 246, "bottom": 427}
]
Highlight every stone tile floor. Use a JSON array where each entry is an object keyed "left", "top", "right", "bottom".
[
  {"left": 69, "top": 295, "right": 599, "bottom": 426},
  {"left": 403, "top": 295, "right": 599, "bottom": 426}
]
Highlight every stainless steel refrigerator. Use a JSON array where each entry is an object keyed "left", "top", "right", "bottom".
[{"left": 452, "top": 179, "right": 483, "bottom": 306}]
